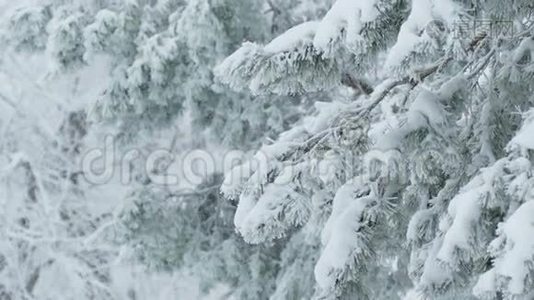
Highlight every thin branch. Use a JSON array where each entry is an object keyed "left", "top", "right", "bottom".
[
  {"left": 277, "top": 55, "right": 454, "bottom": 163},
  {"left": 465, "top": 49, "right": 496, "bottom": 79},
  {"left": 0, "top": 92, "right": 17, "bottom": 111}
]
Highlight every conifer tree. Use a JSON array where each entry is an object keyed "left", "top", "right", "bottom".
[
  {"left": 218, "top": 0, "right": 534, "bottom": 298},
  {"left": 1, "top": 0, "right": 534, "bottom": 299}
]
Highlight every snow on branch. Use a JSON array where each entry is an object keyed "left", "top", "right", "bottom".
[
  {"left": 225, "top": 101, "right": 351, "bottom": 243},
  {"left": 314, "top": 177, "right": 373, "bottom": 295},
  {"left": 474, "top": 200, "right": 534, "bottom": 299},
  {"left": 7, "top": 4, "right": 52, "bottom": 51},
  {"left": 215, "top": 0, "right": 401, "bottom": 95},
  {"left": 385, "top": 0, "right": 461, "bottom": 73},
  {"left": 215, "top": 22, "right": 340, "bottom": 95},
  {"left": 83, "top": 9, "right": 120, "bottom": 61},
  {"left": 510, "top": 109, "right": 534, "bottom": 150},
  {"left": 313, "top": 0, "right": 379, "bottom": 56}
]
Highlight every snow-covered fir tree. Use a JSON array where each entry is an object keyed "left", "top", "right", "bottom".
[
  {"left": 217, "top": 0, "right": 534, "bottom": 299},
  {"left": 0, "top": 0, "right": 533, "bottom": 299}
]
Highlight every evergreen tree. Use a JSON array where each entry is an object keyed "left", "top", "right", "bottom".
[
  {"left": 1, "top": 0, "right": 534, "bottom": 299},
  {"left": 218, "top": 0, "right": 534, "bottom": 298}
]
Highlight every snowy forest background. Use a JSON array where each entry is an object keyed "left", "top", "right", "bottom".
[{"left": 0, "top": 0, "right": 533, "bottom": 299}]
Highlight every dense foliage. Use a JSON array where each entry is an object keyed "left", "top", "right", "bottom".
[{"left": 0, "top": 0, "right": 533, "bottom": 299}]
